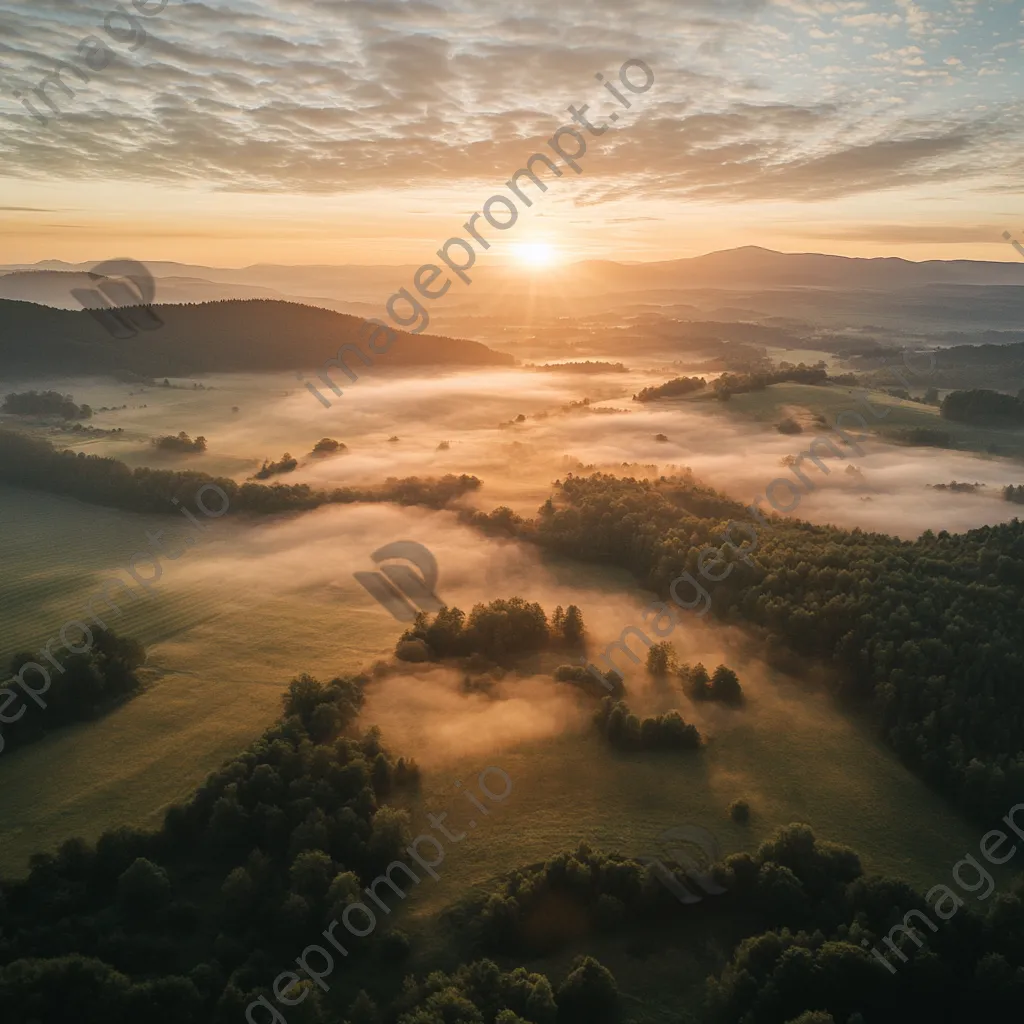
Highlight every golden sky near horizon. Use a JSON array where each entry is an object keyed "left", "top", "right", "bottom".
[{"left": 1, "top": 0, "right": 1022, "bottom": 267}]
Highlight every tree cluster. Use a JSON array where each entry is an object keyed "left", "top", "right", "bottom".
[
  {"left": 941, "top": 388, "right": 1024, "bottom": 425},
  {"left": 463, "top": 471, "right": 1024, "bottom": 824},
  {"left": 681, "top": 662, "right": 744, "bottom": 707},
  {"left": 310, "top": 438, "right": 346, "bottom": 456},
  {"left": 632, "top": 376, "right": 706, "bottom": 402},
  {"left": 253, "top": 453, "right": 298, "bottom": 479},
  {"left": 593, "top": 697, "right": 701, "bottom": 752},
  {"left": 0, "top": 671, "right": 423, "bottom": 1024},
  {"left": 152, "top": 431, "right": 207, "bottom": 454},
  {"left": 3, "top": 390, "right": 92, "bottom": 420},
  {"left": 712, "top": 364, "right": 829, "bottom": 399},
  {"left": 0, "top": 430, "right": 480, "bottom": 516},
  {"left": 398, "top": 600, "right": 585, "bottom": 666},
  {"left": 1, "top": 630, "right": 146, "bottom": 753}
]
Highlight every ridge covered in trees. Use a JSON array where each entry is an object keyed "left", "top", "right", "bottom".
[{"left": 0, "top": 298, "right": 513, "bottom": 378}]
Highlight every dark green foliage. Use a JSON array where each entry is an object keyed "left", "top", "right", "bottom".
[
  {"left": 679, "top": 662, "right": 711, "bottom": 701},
  {"left": 645, "top": 641, "right": 676, "bottom": 676},
  {"left": 152, "top": 432, "right": 206, "bottom": 454},
  {"left": 3, "top": 390, "right": 92, "bottom": 419},
  {"left": 0, "top": 430, "right": 480, "bottom": 516},
  {"left": 560, "top": 606, "right": 585, "bottom": 647},
  {"left": 1004, "top": 484, "right": 1024, "bottom": 504},
  {"left": 555, "top": 956, "right": 620, "bottom": 1024},
  {"left": 310, "top": 438, "right": 346, "bottom": 455},
  {"left": 633, "top": 376, "right": 706, "bottom": 402},
  {"left": 777, "top": 417, "right": 803, "bottom": 434},
  {"left": 730, "top": 799, "right": 751, "bottom": 825},
  {"left": 709, "top": 665, "right": 743, "bottom": 706},
  {"left": 451, "top": 843, "right": 706, "bottom": 956},
  {"left": 0, "top": 298, "right": 513, "bottom": 377},
  {"left": 929, "top": 481, "right": 983, "bottom": 493},
  {"left": 593, "top": 698, "right": 701, "bottom": 752},
  {"left": 393, "top": 959, "right": 559, "bottom": 1024},
  {"left": 116, "top": 858, "right": 171, "bottom": 918},
  {"left": 253, "top": 452, "right": 298, "bottom": 478},
  {"left": 941, "top": 388, "right": 1024, "bottom": 425},
  {"left": 0, "top": 670, "right": 422, "bottom": 1023},
  {"left": 399, "top": 599, "right": 572, "bottom": 665},
  {"left": 477, "top": 472, "right": 1024, "bottom": 823},
  {"left": 712, "top": 364, "right": 829, "bottom": 399},
  {"left": 0, "top": 629, "right": 146, "bottom": 753},
  {"left": 887, "top": 427, "right": 952, "bottom": 447}
]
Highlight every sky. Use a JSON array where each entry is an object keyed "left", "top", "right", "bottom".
[{"left": 0, "top": 0, "right": 1022, "bottom": 266}]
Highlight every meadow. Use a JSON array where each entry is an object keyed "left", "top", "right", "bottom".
[
  {"left": 0, "top": 483, "right": 997, "bottom": 904},
  {"left": 0, "top": 367, "right": 1016, "bottom": 942}
]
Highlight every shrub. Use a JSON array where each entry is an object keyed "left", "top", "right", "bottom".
[{"left": 730, "top": 799, "right": 751, "bottom": 824}]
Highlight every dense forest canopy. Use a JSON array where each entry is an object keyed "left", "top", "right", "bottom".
[{"left": 941, "top": 389, "right": 1024, "bottom": 425}]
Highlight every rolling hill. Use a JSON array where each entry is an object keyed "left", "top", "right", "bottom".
[{"left": 0, "top": 298, "right": 514, "bottom": 378}]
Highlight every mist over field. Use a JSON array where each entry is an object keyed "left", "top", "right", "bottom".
[
  {"left": 4, "top": 0, "right": 1024, "bottom": 1011},
  {"left": 6, "top": 365, "right": 1022, "bottom": 536}
]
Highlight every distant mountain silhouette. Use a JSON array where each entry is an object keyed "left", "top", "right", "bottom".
[
  {"left": 565, "top": 245, "right": 1024, "bottom": 292},
  {"left": 0, "top": 270, "right": 380, "bottom": 316},
  {"left": 0, "top": 298, "right": 513, "bottom": 378},
  {"left": 3, "top": 247, "right": 1022, "bottom": 309}
]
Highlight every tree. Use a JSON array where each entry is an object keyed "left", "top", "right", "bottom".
[
  {"left": 556, "top": 956, "right": 620, "bottom": 1024},
  {"left": 562, "top": 605, "right": 585, "bottom": 646},
  {"left": 327, "top": 871, "right": 362, "bottom": 921},
  {"left": 730, "top": 799, "right": 751, "bottom": 824},
  {"left": 681, "top": 661, "right": 711, "bottom": 701},
  {"left": 368, "top": 806, "right": 411, "bottom": 869},
  {"left": 117, "top": 857, "right": 171, "bottom": 917},
  {"left": 348, "top": 990, "right": 381, "bottom": 1024},
  {"left": 290, "top": 850, "right": 334, "bottom": 903},
  {"left": 711, "top": 665, "right": 744, "bottom": 706},
  {"left": 646, "top": 641, "right": 676, "bottom": 676}
]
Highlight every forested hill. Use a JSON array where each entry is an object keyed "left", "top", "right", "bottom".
[
  {"left": 470, "top": 473, "right": 1024, "bottom": 825},
  {"left": 0, "top": 298, "right": 513, "bottom": 378}
]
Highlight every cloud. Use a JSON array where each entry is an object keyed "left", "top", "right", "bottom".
[{"left": 0, "top": 0, "right": 1018, "bottom": 209}]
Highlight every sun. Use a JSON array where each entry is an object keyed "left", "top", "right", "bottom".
[{"left": 512, "top": 241, "right": 557, "bottom": 267}]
